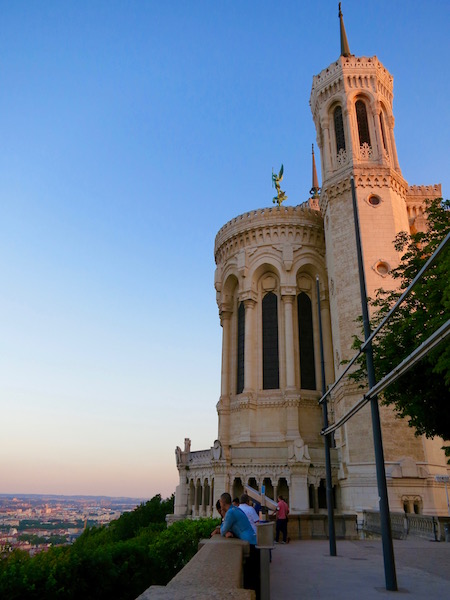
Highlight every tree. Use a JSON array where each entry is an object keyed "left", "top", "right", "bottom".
[
  {"left": 353, "top": 198, "right": 450, "bottom": 442},
  {"left": 0, "top": 494, "right": 218, "bottom": 600}
]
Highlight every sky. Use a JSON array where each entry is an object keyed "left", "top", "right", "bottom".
[{"left": 1, "top": 0, "right": 449, "bottom": 499}]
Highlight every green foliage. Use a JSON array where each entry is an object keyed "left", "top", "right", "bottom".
[
  {"left": 351, "top": 198, "right": 450, "bottom": 441},
  {"left": 18, "top": 534, "right": 48, "bottom": 545},
  {"left": 147, "top": 518, "right": 220, "bottom": 585},
  {"left": 0, "top": 494, "right": 219, "bottom": 600}
]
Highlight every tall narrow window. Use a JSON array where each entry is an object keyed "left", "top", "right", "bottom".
[
  {"left": 356, "top": 100, "right": 371, "bottom": 146},
  {"left": 298, "top": 292, "right": 316, "bottom": 390},
  {"left": 262, "top": 292, "right": 279, "bottom": 389},
  {"left": 333, "top": 106, "right": 346, "bottom": 152},
  {"left": 379, "top": 112, "right": 388, "bottom": 151},
  {"left": 237, "top": 302, "right": 245, "bottom": 394}
]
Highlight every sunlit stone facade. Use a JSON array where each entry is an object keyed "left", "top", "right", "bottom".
[{"left": 172, "top": 22, "right": 449, "bottom": 525}]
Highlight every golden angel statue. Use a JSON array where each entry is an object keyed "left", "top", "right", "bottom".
[{"left": 272, "top": 164, "right": 288, "bottom": 206}]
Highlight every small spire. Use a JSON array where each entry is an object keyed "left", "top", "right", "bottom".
[
  {"left": 338, "top": 2, "right": 352, "bottom": 57},
  {"left": 310, "top": 144, "right": 320, "bottom": 198}
]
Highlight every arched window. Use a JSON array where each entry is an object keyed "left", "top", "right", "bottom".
[
  {"left": 355, "top": 100, "right": 371, "bottom": 146},
  {"left": 379, "top": 111, "right": 388, "bottom": 151},
  {"left": 236, "top": 302, "right": 245, "bottom": 394},
  {"left": 297, "top": 292, "right": 316, "bottom": 390},
  {"left": 262, "top": 292, "right": 279, "bottom": 389},
  {"left": 333, "top": 105, "right": 346, "bottom": 152}
]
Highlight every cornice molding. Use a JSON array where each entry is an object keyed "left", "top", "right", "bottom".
[{"left": 214, "top": 205, "right": 324, "bottom": 267}]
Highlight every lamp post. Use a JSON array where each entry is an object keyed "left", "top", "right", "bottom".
[
  {"left": 350, "top": 176, "right": 397, "bottom": 591},
  {"left": 316, "top": 275, "right": 337, "bottom": 556}
]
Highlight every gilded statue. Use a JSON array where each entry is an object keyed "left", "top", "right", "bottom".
[{"left": 272, "top": 164, "right": 288, "bottom": 206}]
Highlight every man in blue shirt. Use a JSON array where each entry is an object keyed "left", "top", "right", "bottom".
[
  {"left": 220, "top": 492, "right": 260, "bottom": 598},
  {"left": 220, "top": 492, "right": 257, "bottom": 545}
]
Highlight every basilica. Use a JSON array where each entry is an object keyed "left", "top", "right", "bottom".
[{"left": 172, "top": 8, "right": 448, "bottom": 527}]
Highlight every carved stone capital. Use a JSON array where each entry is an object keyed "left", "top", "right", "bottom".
[
  {"left": 281, "top": 286, "right": 297, "bottom": 299},
  {"left": 239, "top": 290, "right": 258, "bottom": 306}
]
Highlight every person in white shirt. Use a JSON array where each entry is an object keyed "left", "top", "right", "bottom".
[{"left": 239, "top": 493, "right": 260, "bottom": 533}]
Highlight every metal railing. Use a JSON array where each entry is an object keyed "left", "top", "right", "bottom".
[{"left": 319, "top": 229, "right": 450, "bottom": 436}]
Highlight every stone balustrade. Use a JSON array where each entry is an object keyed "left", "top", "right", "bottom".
[
  {"left": 363, "top": 510, "right": 450, "bottom": 541},
  {"left": 135, "top": 537, "right": 255, "bottom": 600}
]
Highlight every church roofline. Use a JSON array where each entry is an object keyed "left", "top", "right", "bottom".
[{"left": 214, "top": 204, "right": 323, "bottom": 260}]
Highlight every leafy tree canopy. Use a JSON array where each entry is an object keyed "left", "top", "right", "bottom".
[{"left": 353, "top": 198, "right": 450, "bottom": 441}]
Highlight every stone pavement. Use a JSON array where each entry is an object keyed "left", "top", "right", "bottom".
[{"left": 270, "top": 539, "right": 450, "bottom": 599}]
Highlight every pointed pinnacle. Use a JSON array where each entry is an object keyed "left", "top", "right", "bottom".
[
  {"left": 310, "top": 144, "right": 320, "bottom": 198},
  {"left": 338, "top": 2, "right": 352, "bottom": 57}
]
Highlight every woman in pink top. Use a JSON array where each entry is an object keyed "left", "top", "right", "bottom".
[{"left": 274, "top": 495, "right": 289, "bottom": 543}]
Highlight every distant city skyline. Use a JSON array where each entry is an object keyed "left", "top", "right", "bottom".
[{"left": 1, "top": 1, "right": 449, "bottom": 498}]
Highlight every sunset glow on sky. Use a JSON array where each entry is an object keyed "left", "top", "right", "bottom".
[{"left": 1, "top": 1, "right": 449, "bottom": 499}]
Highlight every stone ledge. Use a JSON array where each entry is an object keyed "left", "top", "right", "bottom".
[{"left": 136, "top": 537, "right": 255, "bottom": 600}]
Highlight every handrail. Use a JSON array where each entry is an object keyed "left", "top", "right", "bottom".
[
  {"left": 319, "top": 229, "right": 449, "bottom": 411},
  {"left": 321, "top": 319, "right": 450, "bottom": 436}
]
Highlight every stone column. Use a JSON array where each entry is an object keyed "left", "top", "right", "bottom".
[
  {"left": 220, "top": 307, "right": 232, "bottom": 397},
  {"left": 218, "top": 307, "right": 232, "bottom": 446},
  {"left": 321, "top": 118, "right": 332, "bottom": 174},
  {"left": 319, "top": 289, "right": 335, "bottom": 386},
  {"left": 201, "top": 483, "right": 206, "bottom": 516},
  {"left": 289, "top": 465, "right": 309, "bottom": 513},
  {"left": 343, "top": 105, "right": 354, "bottom": 162},
  {"left": 371, "top": 105, "right": 383, "bottom": 160},
  {"left": 242, "top": 293, "right": 257, "bottom": 392},
  {"left": 174, "top": 474, "right": 189, "bottom": 516},
  {"left": 189, "top": 481, "right": 195, "bottom": 516},
  {"left": 213, "top": 470, "right": 228, "bottom": 499},
  {"left": 314, "top": 486, "right": 319, "bottom": 514},
  {"left": 282, "top": 290, "right": 296, "bottom": 389},
  {"left": 388, "top": 115, "right": 401, "bottom": 172},
  {"left": 194, "top": 482, "right": 199, "bottom": 517}
]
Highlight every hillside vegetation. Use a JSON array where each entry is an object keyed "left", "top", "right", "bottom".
[{"left": 0, "top": 495, "right": 219, "bottom": 600}]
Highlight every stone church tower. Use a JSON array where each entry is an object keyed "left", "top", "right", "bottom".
[
  {"left": 171, "top": 8, "right": 448, "bottom": 525},
  {"left": 309, "top": 6, "right": 445, "bottom": 514}
]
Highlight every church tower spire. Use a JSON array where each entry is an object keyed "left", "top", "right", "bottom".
[
  {"left": 308, "top": 4, "right": 441, "bottom": 515},
  {"left": 310, "top": 144, "right": 320, "bottom": 198},
  {"left": 310, "top": 4, "right": 409, "bottom": 374},
  {"left": 338, "top": 3, "right": 352, "bottom": 57}
]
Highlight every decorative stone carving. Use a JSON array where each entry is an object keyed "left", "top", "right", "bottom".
[
  {"left": 372, "top": 259, "right": 390, "bottom": 277},
  {"left": 288, "top": 437, "right": 311, "bottom": 463},
  {"left": 359, "top": 143, "right": 373, "bottom": 160},
  {"left": 336, "top": 148, "right": 347, "bottom": 166},
  {"left": 175, "top": 446, "right": 182, "bottom": 465},
  {"left": 262, "top": 275, "right": 277, "bottom": 291},
  {"left": 212, "top": 439, "right": 222, "bottom": 461}
]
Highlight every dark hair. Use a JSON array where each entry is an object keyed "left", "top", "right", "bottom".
[
  {"left": 240, "top": 493, "right": 250, "bottom": 505},
  {"left": 216, "top": 500, "right": 222, "bottom": 512},
  {"left": 232, "top": 497, "right": 240, "bottom": 505},
  {"left": 220, "top": 492, "right": 232, "bottom": 506}
]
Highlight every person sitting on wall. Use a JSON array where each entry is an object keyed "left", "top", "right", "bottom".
[
  {"left": 220, "top": 492, "right": 260, "bottom": 598},
  {"left": 220, "top": 493, "right": 256, "bottom": 544},
  {"left": 239, "top": 493, "right": 260, "bottom": 534}
]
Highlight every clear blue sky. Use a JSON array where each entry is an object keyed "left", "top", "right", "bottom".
[{"left": 1, "top": 1, "right": 449, "bottom": 498}]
